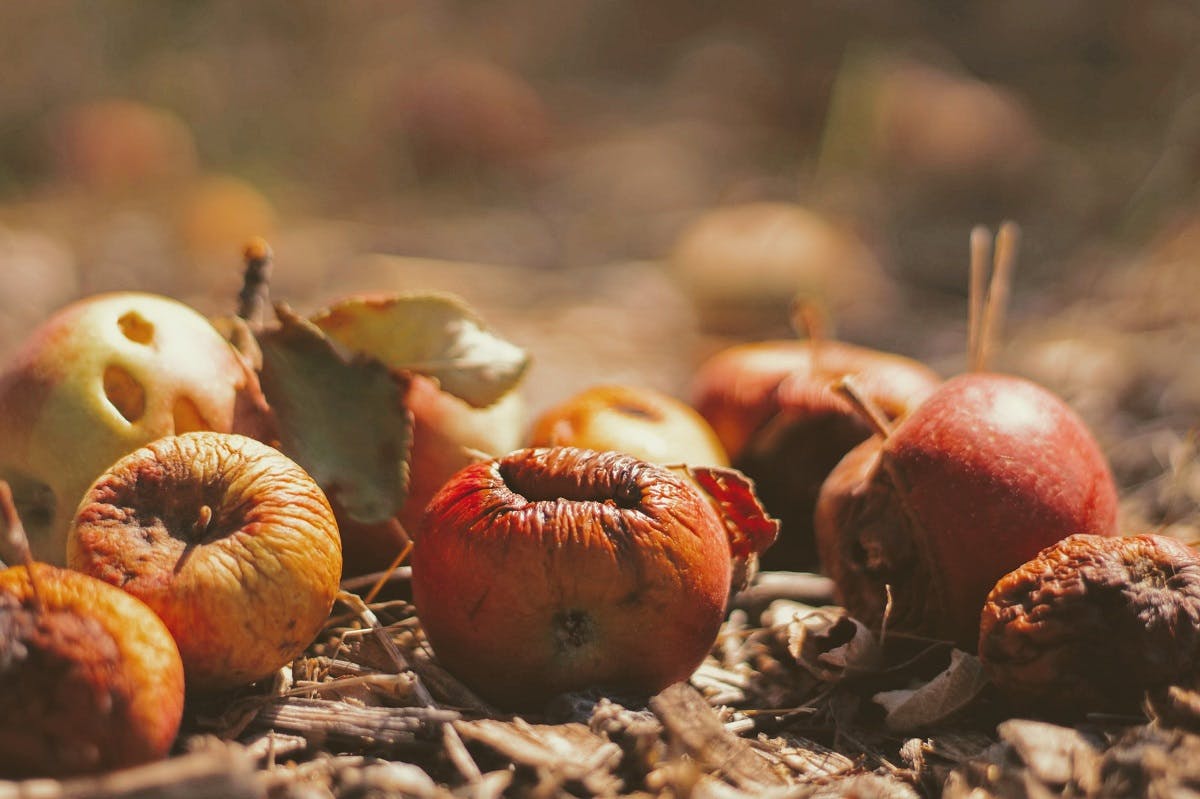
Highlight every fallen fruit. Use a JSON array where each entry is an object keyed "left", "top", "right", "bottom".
[
  {"left": 979, "top": 533, "right": 1200, "bottom": 718},
  {"left": 815, "top": 371, "right": 1120, "bottom": 650},
  {"left": 0, "top": 562, "right": 185, "bottom": 778},
  {"left": 67, "top": 431, "right": 342, "bottom": 692},
  {"left": 411, "top": 447, "right": 733, "bottom": 710},
  {"left": 529, "top": 383, "right": 729, "bottom": 468},
  {"left": 667, "top": 202, "right": 895, "bottom": 337},
  {"left": 0, "top": 291, "right": 273, "bottom": 564},
  {"left": 691, "top": 338, "right": 939, "bottom": 570}
]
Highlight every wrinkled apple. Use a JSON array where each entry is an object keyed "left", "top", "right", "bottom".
[
  {"left": 411, "top": 447, "right": 740, "bottom": 710},
  {"left": 0, "top": 562, "right": 185, "bottom": 778},
  {"left": 67, "top": 431, "right": 342, "bottom": 692},
  {"left": 0, "top": 292, "right": 273, "bottom": 564}
]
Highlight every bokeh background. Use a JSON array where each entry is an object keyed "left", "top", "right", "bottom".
[{"left": 4, "top": 0, "right": 1200, "bottom": 508}]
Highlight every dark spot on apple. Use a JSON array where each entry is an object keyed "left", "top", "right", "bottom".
[
  {"left": 102, "top": 365, "right": 146, "bottom": 423},
  {"left": 552, "top": 608, "right": 595, "bottom": 652},
  {"left": 116, "top": 312, "right": 154, "bottom": 345}
]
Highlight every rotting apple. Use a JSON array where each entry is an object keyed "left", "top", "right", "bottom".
[
  {"left": 410, "top": 446, "right": 737, "bottom": 710},
  {"left": 529, "top": 383, "right": 729, "bottom": 468},
  {"left": 690, "top": 338, "right": 940, "bottom": 571},
  {"left": 0, "top": 291, "right": 273, "bottom": 564},
  {"left": 0, "top": 562, "right": 185, "bottom": 778},
  {"left": 67, "top": 431, "right": 342, "bottom": 693},
  {"left": 815, "top": 369, "right": 1120, "bottom": 651},
  {"left": 814, "top": 224, "right": 1120, "bottom": 650}
]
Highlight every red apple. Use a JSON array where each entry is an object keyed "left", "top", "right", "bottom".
[
  {"left": 814, "top": 372, "right": 1120, "bottom": 650},
  {"left": 690, "top": 339, "right": 940, "bottom": 571},
  {"left": 529, "top": 383, "right": 729, "bottom": 468},
  {"left": 0, "top": 292, "right": 273, "bottom": 564},
  {"left": 67, "top": 431, "right": 342, "bottom": 692},
  {"left": 411, "top": 447, "right": 733, "bottom": 710}
]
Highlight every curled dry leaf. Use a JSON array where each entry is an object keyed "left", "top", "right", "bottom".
[
  {"left": 256, "top": 304, "right": 413, "bottom": 524},
  {"left": 685, "top": 465, "right": 780, "bottom": 560},
  {"left": 778, "top": 602, "right": 882, "bottom": 682},
  {"left": 311, "top": 292, "right": 530, "bottom": 408},
  {"left": 873, "top": 649, "right": 990, "bottom": 732}
]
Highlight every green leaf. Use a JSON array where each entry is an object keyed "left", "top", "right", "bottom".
[
  {"left": 257, "top": 304, "right": 412, "bottom": 524},
  {"left": 310, "top": 292, "right": 529, "bottom": 408}
]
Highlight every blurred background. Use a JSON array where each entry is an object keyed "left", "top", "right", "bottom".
[{"left": 4, "top": 0, "right": 1200, "bottom": 481}]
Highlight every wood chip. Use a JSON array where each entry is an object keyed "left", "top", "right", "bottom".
[{"left": 650, "top": 683, "right": 790, "bottom": 791}]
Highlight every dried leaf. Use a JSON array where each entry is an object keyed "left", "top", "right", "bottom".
[
  {"left": 686, "top": 466, "right": 780, "bottom": 559},
  {"left": 257, "top": 304, "right": 413, "bottom": 524},
  {"left": 311, "top": 292, "right": 529, "bottom": 408},
  {"left": 784, "top": 605, "right": 882, "bottom": 682},
  {"left": 874, "top": 649, "right": 990, "bottom": 732}
]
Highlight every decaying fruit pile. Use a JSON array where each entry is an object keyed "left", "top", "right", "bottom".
[{"left": 4, "top": 225, "right": 1200, "bottom": 799}]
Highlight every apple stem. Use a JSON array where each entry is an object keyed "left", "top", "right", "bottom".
[
  {"left": 967, "top": 226, "right": 992, "bottom": 372},
  {"left": 833, "top": 376, "right": 894, "bottom": 440},
  {"left": 237, "top": 237, "right": 274, "bottom": 330},
  {"left": 0, "top": 480, "right": 43, "bottom": 612}
]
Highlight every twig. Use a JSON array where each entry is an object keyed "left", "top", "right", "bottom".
[
  {"left": 968, "top": 226, "right": 992, "bottom": 372},
  {"left": 0, "top": 480, "right": 41, "bottom": 610},
  {"left": 976, "top": 221, "right": 1021, "bottom": 373},
  {"left": 363, "top": 536, "right": 413, "bottom": 605},
  {"left": 833, "top": 376, "right": 894, "bottom": 439},
  {"left": 237, "top": 237, "right": 274, "bottom": 329}
]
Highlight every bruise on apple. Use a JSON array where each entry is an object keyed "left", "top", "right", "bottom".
[
  {"left": 979, "top": 534, "right": 1200, "bottom": 718},
  {"left": 411, "top": 447, "right": 733, "bottom": 710}
]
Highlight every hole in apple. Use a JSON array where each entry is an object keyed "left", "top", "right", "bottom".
[
  {"left": 171, "top": 397, "right": 212, "bottom": 434},
  {"left": 103, "top": 365, "right": 146, "bottom": 423},
  {"left": 117, "top": 312, "right": 155, "bottom": 345}
]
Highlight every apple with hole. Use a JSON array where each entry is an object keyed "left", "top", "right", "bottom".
[
  {"left": 67, "top": 431, "right": 342, "bottom": 692},
  {"left": 0, "top": 562, "right": 185, "bottom": 778},
  {"left": 529, "top": 383, "right": 729, "bottom": 468},
  {"left": 411, "top": 447, "right": 742, "bottom": 710},
  {"left": 690, "top": 338, "right": 940, "bottom": 571},
  {"left": 0, "top": 292, "right": 273, "bottom": 564}
]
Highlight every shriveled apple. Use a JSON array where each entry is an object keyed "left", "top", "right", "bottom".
[
  {"left": 411, "top": 447, "right": 759, "bottom": 710},
  {"left": 67, "top": 431, "right": 342, "bottom": 692},
  {"left": 0, "top": 292, "right": 273, "bottom": 564},
  {"left": 0, "top": 562, "right": 185, "bottom": 778}
]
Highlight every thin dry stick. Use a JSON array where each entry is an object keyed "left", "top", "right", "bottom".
[
  {"left": 791, "top": 299, "right": 828, "bottom": 374},
  {"left": 237, "top": 237, "right": 274, "bottom": 327},
  {"left": 832, "top": 376, "right": 893, "bottom": 440},
  {"left": 362, "top": 533, "right": 413, "bottom": 605},
  {"left": 967, "top": 226, "right": 993, "bottom": 372},
  {"left": 0, "top": 480, "right": 41, "bottom": 610},
  {"left": 976, "top": 221, "right": 1021, "bottom": 373}
]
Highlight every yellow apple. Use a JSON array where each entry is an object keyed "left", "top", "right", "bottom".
[
  {"left": 528, "top": 383, "right": 728, "bottom": 468},
  {"left": 0, "top": 292, "right": 272, "bottom": 564}
]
